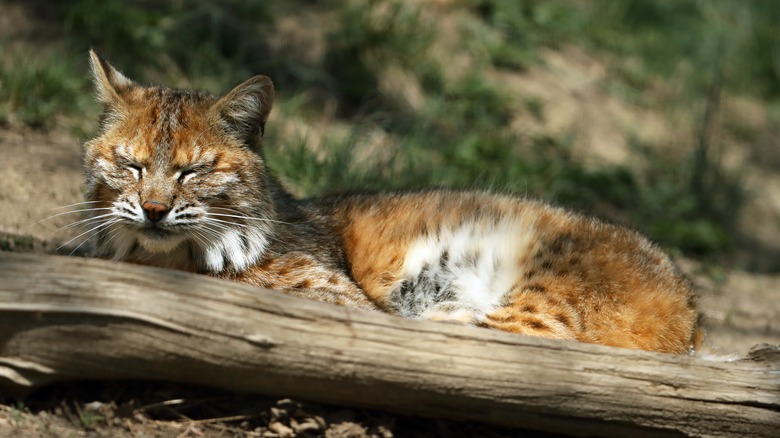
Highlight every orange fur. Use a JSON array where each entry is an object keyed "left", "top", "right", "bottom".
[
  {"left": 82, "top": 51, "right": 699, "bottom": 354},
  {"left": 325, "top": 192, "right": 697, "bottom": 353}
]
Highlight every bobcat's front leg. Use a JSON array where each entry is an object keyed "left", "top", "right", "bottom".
[{"left": 231, "top": 251, "right": 380, "bottom": 311}]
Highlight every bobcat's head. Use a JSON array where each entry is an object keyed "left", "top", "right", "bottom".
[{"left": 84, "top": 50, "right": 276, "bottom": 273}]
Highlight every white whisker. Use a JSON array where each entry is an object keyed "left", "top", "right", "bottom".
[
  {"left": 47, "top": 201, "right": 103, "bottom": 212},
  {"left": 203, "top": 218, "right": 282, "bottom": 244},
  {"left": 55, "top": 212, "right": 116, "bottom": 233},
  {"left": 193, "top": 226, "right": 224, "bottom": 246},
  {"left": 203, "top": 217, "right": 284, "bottom": 245},
  {"left": 205, "top": 217, "right": 255, "bottom": 229},
  {"left": 98, "top": 223, "right": 124, "bottom": 249},
  {"left": 188, "top": 228, "right": 213, "bottom": 249},
  {"left": 57, "top": 219, "right": 119, "bottom": 251},
  {"left": 207, "top": 211, "right": 288, "bottom": 225},
  {"left": 205, "top": 219, "right": 233, "bottom": 231},
  {"left": 38, "top": 207, "right": 113, "bottom": 224},
  {"left": 68, "top": 227, "right": 103, "bottom": 256}
]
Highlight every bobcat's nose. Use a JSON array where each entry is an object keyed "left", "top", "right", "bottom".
[{"left": 142, "top": 201, "right": 170, "bottom": 223}]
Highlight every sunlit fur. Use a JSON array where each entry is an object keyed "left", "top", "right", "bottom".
[
  {"left": 84, "top": 51, "right": 278, "bottom": 274},
  {"left": 81, "top": 50, "right": 701, "bottom": 354}
]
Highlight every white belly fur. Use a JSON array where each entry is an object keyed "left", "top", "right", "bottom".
[{"left": 391, "top": 215, "right": 539, "bottom": 320}]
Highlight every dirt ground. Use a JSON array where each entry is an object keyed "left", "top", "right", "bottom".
[{"left": 0, "top": 381, "right": 540, "bottom": 438}]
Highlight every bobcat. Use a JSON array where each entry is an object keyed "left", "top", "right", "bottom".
[{"left": 82, "top": 50, "right": 700, "bottom": 354}]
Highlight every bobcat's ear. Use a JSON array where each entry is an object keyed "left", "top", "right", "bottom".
[
  {"left": 210, "top": 75, "right": 274, "bottom": 140},
  {"left": 88, "top": 49, "right": 136, "bottom": 108}
]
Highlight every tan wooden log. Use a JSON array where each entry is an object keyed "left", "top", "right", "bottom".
[{"left": 0, "top": 252, "right": 777, "bottom": 437}]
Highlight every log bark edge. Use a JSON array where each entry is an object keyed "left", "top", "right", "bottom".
[{"left": 0, "top": 252, "right": 778, "bottom": 437}]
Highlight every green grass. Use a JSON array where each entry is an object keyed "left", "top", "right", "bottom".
[
  {"left": 6, "top": 0, "right": 776, "bottom": 262},
  {"left": 0, "top": 235, "right": 35, "bottom": 252},
  {"left": 78, "top": 413, "right": 105, "bottom": 430},
  {"left": 265, "top": 122, "right": 738, "bottom": 256},
  {"left": 0, "top": 47, "right": 90, "bottom": 130}
]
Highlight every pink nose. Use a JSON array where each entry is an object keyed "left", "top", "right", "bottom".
[{"left": 142, "top": 201, "right": 170, "bottom": 222}]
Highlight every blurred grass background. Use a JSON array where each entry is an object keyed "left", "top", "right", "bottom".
[{"left": 1, "top": 0, "right": 779, "bottom": 270}]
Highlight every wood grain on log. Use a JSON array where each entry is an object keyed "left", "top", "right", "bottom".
[{"left": 0, "top": 252, "right": 778, "bottom": 437}]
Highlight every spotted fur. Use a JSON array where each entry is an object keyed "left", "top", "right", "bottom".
[{"left": 83, "top": 51, "right": 700, "bottom": 353}]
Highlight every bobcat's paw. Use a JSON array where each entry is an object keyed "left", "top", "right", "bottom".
[{"left": 419, "top": 302, "right": 485, "bottom": 325}]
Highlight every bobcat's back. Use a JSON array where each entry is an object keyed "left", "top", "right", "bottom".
[{"left": 323, "top": 191, "right": 698, "bottom": 353}]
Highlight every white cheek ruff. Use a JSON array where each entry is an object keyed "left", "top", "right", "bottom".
[{"left": 200, "top": 226, "right": 269, "bottom": 272}]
